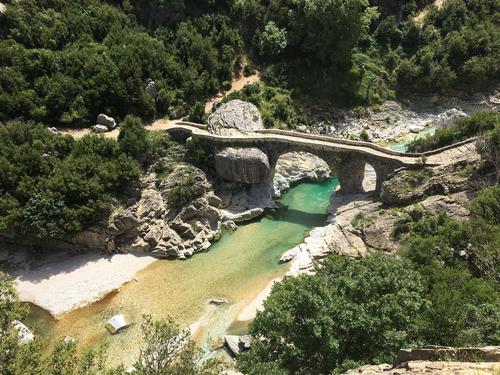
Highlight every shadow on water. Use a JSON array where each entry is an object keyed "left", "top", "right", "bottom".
[{"left": 268, "top": 208, "right": 327, "bottom": 226}]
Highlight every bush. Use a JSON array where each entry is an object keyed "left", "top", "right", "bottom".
[
  {"left": 118, "top": 115, "right": 149, "bottom": 161},
  {"left": 0, "top": 121, "right": 140, "bottom": 243},
  {"left": 238, "top": 254, "right": 426, "bottom": 374},
  {"left": 243, "top": 65, "right": 257, "bottom": 77},
  {"left": 360, "top": 129, "right": 370, "bottom": 141},
  {"left": 407, "top": 111, "right": 499, "bottom": 152}
]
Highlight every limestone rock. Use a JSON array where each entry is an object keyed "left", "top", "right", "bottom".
[
  {"left": 381, "top": 157, "right": 480, "bottom": 206},
  {"left": 409, "top": 125, "right": 424, "bottom": 133},
  {"left": 91, "top": 124, "right": 109, "bottom": 133},
  {"left": 215, "top": 147, "right": 270, "bottom": 184},
  {"left": 0, "top": 3, "right": 6, "bottom": 14},
  {"left": 159, "top": 165, "right": 211, "bottom": 202},
  {"left": 223, "top": 220, "right": 237, "bottom": 231},
  {"left": 208, "top": 100, "right": 264, "bottom": 135},
  {"left": 344, "top": 361, "right": 500, "bottom": 374},
  {"left": 96, "top": 114, "right": 117, "bottom": 130},
  {"left": 145, "top": 79, "right": 156, "bottom": 97},
  {"left": 137, "top": 189, "right": 165, "bottom": 219},
  {"left": 224, "top": 335, "right": 253, "bottom": 356},
  {"left": 68, "top": 225, "right": 110, "bottom": 251},
  {"left": 273, "top": 152, "right": 331, "bottom": 197},
  {"left": 280, "top": 247, "right": 298, "bottom": 263},
  {"left": 221, "top": 207, "right": 264, "bottom": 223},
  {"left": 436, "top": 108, "right": 466, "bottom": 127}
]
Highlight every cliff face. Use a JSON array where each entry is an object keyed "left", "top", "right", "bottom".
[
  {"left": 344, "top": 346, "right": 500, "bottom": 375},
  {"left": 215, "top": 147, "right": 271, "bottom": 184},
  {"left": 281, "top": 142, "right": 484, "bottom": 276}
]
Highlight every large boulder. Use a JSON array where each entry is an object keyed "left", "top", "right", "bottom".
[
  {"left": 215, "top": 147, "right": 270, "bottom": 184},
  {"left": 207, "top": 100, "right": 264, "bottom": 135},
  {"left": 96, "top": 114, "right": 117, "bottom": 130}
]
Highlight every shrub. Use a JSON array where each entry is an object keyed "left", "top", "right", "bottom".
[
  {"left": 0, "top": 121, "right": 140, "bottom": 243},
  {"left": 407, "top": 111, "right": 499, "bottom": 152},
  {"left": 238, "top": 254, "right": 426, "bottom": 374},
  {"left": 243, "top": 65, "right": 257, "bottom": 77},
  {"left": 118, "top": 115, "right": 149, "bottom": 161}
]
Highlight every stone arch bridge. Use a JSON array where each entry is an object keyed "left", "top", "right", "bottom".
[{"left": 166, "top": 122, "right": 476, "bottom": 194}]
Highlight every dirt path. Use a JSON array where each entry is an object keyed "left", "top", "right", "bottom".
[
  {"left": 414, "top": 0, "right": 446, "bottom": 23},
  {"left": 60, "top": 71, "right": 261, "bottom": 140}
]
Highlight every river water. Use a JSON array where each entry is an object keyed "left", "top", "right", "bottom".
[
  {"left": 25, "top": 125, "right": 440, "bottom": 366},
  {"left": 26, "top": 178, "right": 339, "bottom": 367}
]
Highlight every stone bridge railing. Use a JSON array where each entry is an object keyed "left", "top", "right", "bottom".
[{"left": 168, "top": 122, "right": 475, "bottom": 194}]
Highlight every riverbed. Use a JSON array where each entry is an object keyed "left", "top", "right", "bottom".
[{"left": 26, "top": 178, "right": 339, "bottom": 367}]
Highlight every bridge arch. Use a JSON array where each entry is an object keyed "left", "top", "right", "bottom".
[{"left": 166, "top": 123, "right": 422, "bottom": 195}]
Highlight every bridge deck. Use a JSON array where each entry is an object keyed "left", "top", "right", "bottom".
[{"left": 165, "top": 122, "right": 476, "bottom": 167}]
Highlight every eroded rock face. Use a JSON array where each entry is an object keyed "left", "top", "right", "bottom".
[
  {"left": 380, "top": 156, "right": 480, "bottom": 206},
  {"left": 215, "top": 147, "right": 270, "bottom": 184},
  {"left": 207, "top": 100, "right": 264, "bottom": 135},
  {"left": 273, "top": 152, "right": 331, "bottom": 197}
]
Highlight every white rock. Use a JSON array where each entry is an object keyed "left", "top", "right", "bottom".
[
  {"left": 105, "top": 314, "right": 129, "bottom": 334},
  {"left": 409, "top": 125, "right": 424, "bottom": 133},
  {"left": 225, "top": 335, "right": 241, "bottom": 356},
  {"left": 280, "top": 247, "right": 299, "bottom": 263},
  {"left": 12, "top": 320, "right": 34, "bottom": 344},
  {"left": 91, "top": 124, "right": 109, "bottom": 133},
  {"left": 96, "top": 114, "right": 117, "bottom": 130}
]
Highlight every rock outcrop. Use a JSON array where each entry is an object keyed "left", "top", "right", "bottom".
[
  {"left": 282, "top": 148, "right": 479, "bottom": 276},
  {"left": 273, "top": 152, "right": 331, "bottom": 197},
  {"left": 96, "top": 114, "right": 117, "bottom": 130},
  {"left": 215, "top": 147, "right": 270, "bottom": 184},
  {"left": 207, "top": 99, "right": 264, "bottom": 135},
  {"left": 344, "top": 361, "right": 500, "bottom": 375},
  {"left": 59, "top": 164, "right": 221, "bottom": 260},
  {"left": 381, "top": 154, "right": 480, "bottom": 206},
  {"left": 344, "top": 346, "right": 500, "bottom": 375}
]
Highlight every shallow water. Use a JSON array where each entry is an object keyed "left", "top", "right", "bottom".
[
  {"left": 26, "top": 178, "right": 339, "bottom": 366},
  {"left": 387, "top": 126, "right": 437, "bottom": 152}
]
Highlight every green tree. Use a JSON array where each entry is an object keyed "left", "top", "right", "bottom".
[
  {"left": 134, "top": 315, "right": 220, "bottom": 375},
  {"left": 238, "top": 254, "right": 427, "bottom": 374},
  {"left": 288, "top": 0, "right": 377, "bottom": 68},
  {"left": 259, "top": 21, "right": 287, "bottom": 58},
  {"left": 118, "top": 115, "right": 149, "bottom": 162}
]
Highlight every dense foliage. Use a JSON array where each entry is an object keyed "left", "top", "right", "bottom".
[
  {"left": 234, "top": 0, "right": 499, "bottom": 104},
  {"left": 0, "top": 121, "right": 140, "bottom": 242},
  {"left": 238, "top": 186, "right": 500, "bottom": 374},
  {"left": 0, "top": 0, "right": 242, "bottom": 126},
  {"left": 0, "top": 272, "right": 220, "bottom": 375},
  {"left": 407, "top": 110, "right": 499, "bottom": 152},
  {"left": 222, "top": 82, "right": 305, "bottom": 129}
]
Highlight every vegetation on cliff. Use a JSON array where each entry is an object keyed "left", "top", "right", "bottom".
[
  {"left": 0, "top": 0, "right": 496, "bottom": 130},
  {"left": 0, "top": 122, "right": 140, "bottom": 242},
  {"left": 238, "top": 185, "right": 500, "bottom": 374},
  {"left": 0, "top": 0, "right": 242, "bottom": 126},
  {"left": 407, "top": 110, "right": 499, "bottom": 152}
]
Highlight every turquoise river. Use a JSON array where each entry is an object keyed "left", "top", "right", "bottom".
[{"left": 27, "top": 178, "right": 340, "bottom": 366}]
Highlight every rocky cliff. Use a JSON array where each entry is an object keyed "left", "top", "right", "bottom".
[
  {"left": 344, "top": 346, "right": 500, "bottom": 375},
  {"left": 282, "top": 141, "right": 483, "bottom": 276}
]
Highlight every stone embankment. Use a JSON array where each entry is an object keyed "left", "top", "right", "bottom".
[{"left": 344, "top": 346, "right": 500, "bottom": 375}]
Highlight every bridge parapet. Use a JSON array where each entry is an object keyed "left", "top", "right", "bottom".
[{"left": 166, "top": 122, "right": 475, "bottom": 195}]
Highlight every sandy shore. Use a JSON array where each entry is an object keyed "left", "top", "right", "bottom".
[
  {"left": 12, "top": 253, "right": 156, "bottom": 317},
  {"left": 236, "top": 278, "right": 281, "bottom": 322}
]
